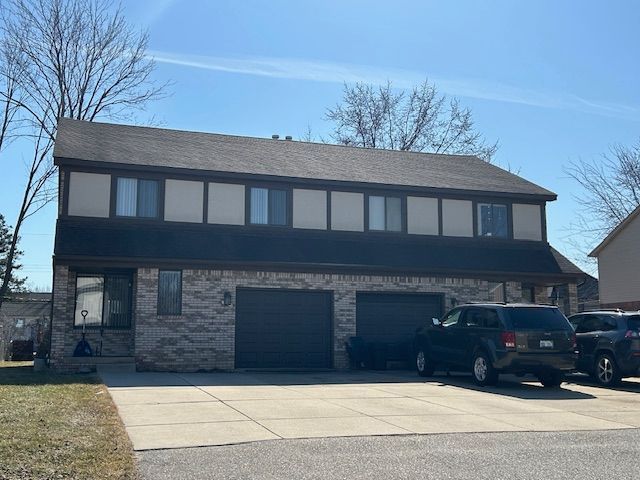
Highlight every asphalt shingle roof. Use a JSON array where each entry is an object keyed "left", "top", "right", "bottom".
[{"left": 54, "top": 118, "right": 556, "bottom": 199}]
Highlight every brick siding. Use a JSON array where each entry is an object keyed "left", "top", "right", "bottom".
[{"left": 50, "top": 264, "right": 579, "bottom": 372}]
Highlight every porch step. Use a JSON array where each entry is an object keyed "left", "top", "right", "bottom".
[
  {"left": 63, "top": 356, "right": 136, "bottom": 373},
  {"left": 96, "top": 362, "right": 136, "bottom": 373}
]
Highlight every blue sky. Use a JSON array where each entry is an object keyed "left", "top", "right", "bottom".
[{"left": 2, "top": 0, "right": 639, "bottom": 289}]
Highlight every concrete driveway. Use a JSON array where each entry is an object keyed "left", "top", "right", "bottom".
[{"left": 100, "top": 370, "right": 640, "bottom": 451}]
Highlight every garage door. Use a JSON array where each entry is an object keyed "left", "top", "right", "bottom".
[
  {"left": 356, "top": 293, "right": 443, "bottom": 344},
  {"left": 235, "top": 288, "right": 332, "bottom": 369}
]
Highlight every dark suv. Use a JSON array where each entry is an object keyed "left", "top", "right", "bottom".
[
  {"left": 414, "top": 303, "right": 577, "bottom": 387},
  {"left": 567, "top": 311, "right": 640, "bottom": 386}
]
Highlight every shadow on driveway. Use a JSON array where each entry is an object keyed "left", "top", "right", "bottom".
[{"left": 102, "top": 368, "right": 600, "bottom": 400}]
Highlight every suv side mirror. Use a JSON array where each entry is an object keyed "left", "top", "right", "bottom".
[{"left": 432, "top": 317, "right": 441, "bottom": 327}]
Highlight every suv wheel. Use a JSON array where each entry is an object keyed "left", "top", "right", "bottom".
[
  {"left": 538, "top": 371, "right": 563, "bottom": 388},
  {"left": 594, "top": 353, "right": 621, "bottom": 387},
  {"left": 471, "top": 351, "right": 498, "bottom": 386},
  {"left": 416, "top": 348, "right": 435, "bottom": 377}
]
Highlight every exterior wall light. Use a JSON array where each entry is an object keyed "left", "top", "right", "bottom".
[{"left": 222, "top": 291, "right": 232, "bottom": 306}]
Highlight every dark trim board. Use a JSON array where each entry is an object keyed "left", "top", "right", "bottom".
[{"left": 54, "top": 220, "right": 582, "bottom": 281}]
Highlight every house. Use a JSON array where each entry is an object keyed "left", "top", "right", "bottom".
[
  {"left": 589, "top": 205, "right": 640, "bottom": 310},
  {"left": 49, "top": 118, "right": 584, "bottom": 372},
  {"left": 0, "top": 292, "right": 50, "bottom": 360},
  {"left": 577, "top": 274, "right": 599, "bottom": 311}
]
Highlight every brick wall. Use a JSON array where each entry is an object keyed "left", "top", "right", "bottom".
[
  {"left": 133, "top": 268, "right": 524, "bottom": 372},
  {"left": 49, "top": 265, "right": 134, "bottom": 371},
  {"left": 50, "top": 263, "right": 578, "bottom": 372}
]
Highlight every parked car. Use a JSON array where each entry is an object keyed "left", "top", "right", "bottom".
[
  {"left": 567, "top": 311, "right": 640, "bottom": 386},
  {"left": 413, "top": 303, "right": 577, "bottom": 387}
]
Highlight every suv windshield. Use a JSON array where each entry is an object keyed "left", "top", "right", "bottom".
[{"left": 507, "top": 307, "right": 570, "bottom": 330}]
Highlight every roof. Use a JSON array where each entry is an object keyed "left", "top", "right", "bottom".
[
  {"left": 54, "top": 118, "right": 556, "bottom": 199},
  {"left": 549, "top": 247, "right": 585, "bottom": 276},
  {"left": 0, "top": 296, "right": 51, "bottom": 318},
  {"left": 589, "top": 205, "right": 640, "bottom": 257},
  {"left": 54, "top": 219, "right": 583, "bottom": 280}
]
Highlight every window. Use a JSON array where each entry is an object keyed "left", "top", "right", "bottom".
[
  {"left": 521, "top": 284, "right": 536, "bottom": 303},
  {"left": 478, "top": 203, "right": 508, "bottom": 238},
  {"left": 158, "top": 270, "right": 182, "bottom": 315},
  {"left": 442, "top": 309, "right": 462, "bottom": 327},
  {"left": 368, "top": 195, "right": 402, "bottom": 232},
  {"left": 577, "top": 315, "right": 617, "bottom": 333},
  {"left": 462, "top": 308, "right": 502, "bottom": 329},
  {"left": 488, "top": 282, "right": 506, "bottom": 303},
  {"left": 116, "top": 177, "right": 159, "bottom": 218},
  {"left": 15, "top": 318, "right": 25, "bottom": 328},
  {"left": 74, "top": 274, "right": 132, "bottom": 329},
  {"left": 507, "top": 307, "right": 570, "bottom": 331},
  {"left": 249, "top": 187, "right": 288, "bottom": 225}
]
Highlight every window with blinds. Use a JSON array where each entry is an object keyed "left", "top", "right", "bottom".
[
  {"left": 249, "top": 187, "right": 288, "bottom": 226},
  {"left": 116, "top": 177, "right": 159, "bottom": 218},
  {"left": 158, "top": 270, "right": 182, "bottom": 315},
  {"left": 368, "top": 195, "right": 402, "bottom": 232}
]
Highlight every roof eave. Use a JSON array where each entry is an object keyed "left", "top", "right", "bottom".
[
  {"left": 54, "top": 155, "right": 558, "bottom": 202},
  {"left": 589, "top": 205, "right": 640, "bottom": 257}
]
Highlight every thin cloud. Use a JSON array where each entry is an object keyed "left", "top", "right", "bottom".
[{"left": 148, "top": 50, "right": 639, "bottom": 121}]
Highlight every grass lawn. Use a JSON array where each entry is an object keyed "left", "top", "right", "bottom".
[{"left": 0, "top": 361, "right": 137, "bottom": 480}]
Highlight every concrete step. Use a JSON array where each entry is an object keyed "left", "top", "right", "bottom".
[{"left": 96, "top": 362, "right": 136, "bottom": 373}]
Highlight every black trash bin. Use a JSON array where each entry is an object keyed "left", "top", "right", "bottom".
[
  {"left": 10, "top": 340, "right": 34, "bottom": 361},
  {"left": 371, "top": 342, "right": 388, "bottom": 371}
]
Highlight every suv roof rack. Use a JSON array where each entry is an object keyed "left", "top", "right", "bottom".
[{"left": 583, "top": 308, "right": 626, "bottom": 313}]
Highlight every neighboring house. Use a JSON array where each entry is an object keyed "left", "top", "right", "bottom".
[
  {"left": 50, "top": 118, "right": 584, "bottom": 372},
  {"left": 0, "top": 292, "right": 51, "bottom": 360},
  {"left": 589, "top": 205, "right": 640, "bottom": 310},
  {"left": 577, "top": 274, "right": 599, "bottom": 312}
]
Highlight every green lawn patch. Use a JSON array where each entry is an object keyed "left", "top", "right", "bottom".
[{"left": 0, "top": 362, "right": 137, "bottom": 480}]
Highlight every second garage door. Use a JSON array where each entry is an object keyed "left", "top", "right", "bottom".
[
  {"left": 235, "top": 288, "right": 332, "bottom": 369},
  {"left": 356, "top": 292, "right": 444, "bottom": 345}
]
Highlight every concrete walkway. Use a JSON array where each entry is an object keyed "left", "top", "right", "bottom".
[{"left": 100, "top": 370, "right": 640, "bottom": 451}]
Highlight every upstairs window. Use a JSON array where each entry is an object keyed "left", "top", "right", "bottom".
[
  {"left": 368, "top": 195, "right": 402, "bottom": 232},
  {"left": 116, "top": 177, "right": 159, "bottom": 218},
  {"left": 478, "top": 203, "right": 507, "bottom": 238},
  {"left": 250, "top": 187, "right": 288, "bottom": 225}
]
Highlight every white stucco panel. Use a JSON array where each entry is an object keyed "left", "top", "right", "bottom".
[
  {"left": 68, "top": 171, "right": 111, "bottom": 218},
  {"left": 164, "top": 179, "right": 204, "bottom": 223},
  {"left": 407, "top": 196, "right": 439, "bottom": 235},
  {"left": 293, "top": 189, "right": 327, "bottom": 230},
  {"left": 331, "top": 192, "right": 364, "bottom": 231},
  {"left": 441, "top": 199, "right": 473, "bottom": 237},
  {"left": 208, "top": 183, "right": 245, "bottom": 225},
  {"left": 512, "top": 203, "right": 542, "bottom": 241}
]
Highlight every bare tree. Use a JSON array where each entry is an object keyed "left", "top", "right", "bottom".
[
  {"left": 565, "top": 140, "right": 640, "bottom": 269},
  {"left": 0, "top": 0, "right": 168, "bottom": 308},
  {"left": 326, "top": 80, "right": 498, "bottom": 162}
]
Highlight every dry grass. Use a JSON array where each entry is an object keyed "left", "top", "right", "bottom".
[{"left": 0, "top": 362, "right": 137, "bottom": 480}]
